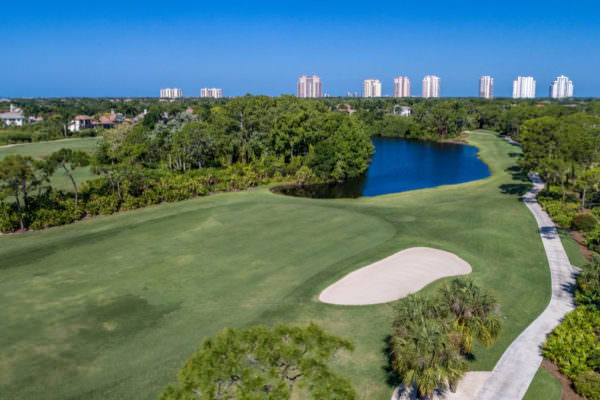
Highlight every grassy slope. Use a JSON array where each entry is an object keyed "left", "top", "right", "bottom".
[
  {"left": 0, "top": 137, "right": 101, "bottom": 192},
  {"left": 0, "top": 133, "right": 552, "bottom": 400},
  {"left": 523, "top": 367, "right": 562, "bottom": 400}
]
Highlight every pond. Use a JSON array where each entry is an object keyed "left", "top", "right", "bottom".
[{"left": 274, "top": 137, "right": 491, "bottom": 198}]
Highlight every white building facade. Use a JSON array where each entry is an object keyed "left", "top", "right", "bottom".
[
  {"left": 297, "top": 75, "right": 322, "bottom": 98},
  {"left": 479, "top": 76, "right": 494, "bottom": 99},
  {"left": 550, "top": 75, "right": 574, "bottom": 99},
  {"left": 363, "top": 79, "right": 382, "bottom": 97},
  {"left": 393, "top": 76, "right": 411, "bottom": 98},
  {"left": 422, "top": 75, "right": 440, "bottom": 98},
  {"left": 512, "top": 76, "right": 536, "bottom": 99},
  {"left": 160, "top": 88, "right": 183, "bottom": 98},
  {"left": 201, "top": 88, "right": 223, "bottom": 98}
]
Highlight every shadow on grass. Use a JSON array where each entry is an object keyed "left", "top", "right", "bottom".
[{"left": 499, "top": 165, "right": 532, "bottom": 198}]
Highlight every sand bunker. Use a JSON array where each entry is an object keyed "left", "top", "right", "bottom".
[
  {"left": 391, "top": 371, "right": 491, "bottom": 400},
  {"left": 319, "top": 247, "right": 472, "bottom": 305}
]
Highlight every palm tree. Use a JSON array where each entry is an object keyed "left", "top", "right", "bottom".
[
  {"left": 437, "top": 278, "right": 503, "bottom": 354},
  {"left": 391, "top": 314, "right": 467, "bottom": 399}
]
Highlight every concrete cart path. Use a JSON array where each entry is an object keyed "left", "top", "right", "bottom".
[{"left": 476, "top": 172, "right": 578, "bottom": 399}]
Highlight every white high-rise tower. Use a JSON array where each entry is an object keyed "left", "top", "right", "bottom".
[
  {"left": 363, "top": 79, "right": 382, "bottom": 97},
  {"left": 393, "top": 76, "right": 411, "bottom": 98},
  {"left": 512, "top": 76, "right": 536, "bottom": 99},
  {"left": 297, "top": 75, "right": 322, "bottom": 98},
  {"left": 422, "top": 75, "right": 440, "bottom": 98},
  {"left": 479, "top": 76, "right": 494, "bottom": 99},
  {"left": 550, "top": 75, "right": 574, "bottom": 99}
]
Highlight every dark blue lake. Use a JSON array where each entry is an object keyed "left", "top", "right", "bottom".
[{"left": 275, "top": 137, "right": 490, "bottom": 198}]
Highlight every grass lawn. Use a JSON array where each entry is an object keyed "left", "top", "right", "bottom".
[
  {"left": 0, "top": 137, "right": 101, "bottom": 192},
  {"left": 0, "top": 133, "right": 561, "bottom": 399},
  {"left": 523, "top": 367, "right": 562, "bottom": 400}
]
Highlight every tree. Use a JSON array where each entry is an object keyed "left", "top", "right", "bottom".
[
  {"left": 160, "top": 324, "right": 356, "bottom": 400},
  {"left": 575, "top": 168, "right": 600, "bottom": 209},
  {"left": 437, "top": 278, "right": 502, "bottom": 354},
  {"left": 390, "top": 307, "right": 467, "bottom": 399},
  {"left": 46, "top": 148, "right": 89, "bottom": 205},
  {"left": 0, "top": 155, "right": 36, "bottom": 230}
]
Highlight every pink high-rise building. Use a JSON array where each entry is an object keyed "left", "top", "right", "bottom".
[
  {"left": 393, "top": 76, "right": 411, "bottom": 97},
  {"left": 297, "top": 75, "right": 322, "bottom": 98}
]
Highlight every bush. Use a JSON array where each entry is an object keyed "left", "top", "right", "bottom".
[
  {"left": 543, "top": 308, "right": 600, "bottom": 379},
  {"left": 538, "top": 198, "right": 577, "bottom": 228},
  {"left": 572, "top": 214, "right": 598, "bottom": 232},
  {"left": 576, "top": 256, "right": 600, "bottom": 310},
  {"left": 573, "top": 371, "right": 600, "bottom": 400}
]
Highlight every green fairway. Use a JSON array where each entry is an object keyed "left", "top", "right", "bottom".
[
  {"left": 0, "top": 133, "right": 565, "bottom": 399},
  {"left": 523, "top": 367, "right": 562, "bottom": 400},
  {"left": 0, "top": 137, "right": 101, "bottom": 192}
]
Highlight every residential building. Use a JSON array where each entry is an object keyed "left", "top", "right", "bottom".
[
  {"left": 68, "top": 115, "right": 93, "bottom": 132},
  {"left": 0, "top": 104, "right": 25, "bottom": 126},
  {"left": 201, "top": 88, "right": 223, "bottom": 98},
  {"left": 393, "top": 105, "right": 412, "bottom": 116},
  {"left": 512, "top": 76, "right": 536, "bottom": 99},
  {"left": 393, "top": 76, "right": 411, "bottom": 98},
  {"left": 550, "top": 75, "right": 574, "bottom": 99},
  {"left": 297, "top": 75, "right": 322, "bottom": 98},
  {"left": 0, "top": 112, "right": 24, "bottom": 127},
  {"left": 422, "top": 75, "right": 440, "bottom": 98},
  {"left": 363, "top": 79, "right": 382, "bottom": 98},
  {"left": 479, "top": 76, "right": 494, "bottom": 99},
  {"left": 160, "top": 88, "right": 183, "bottom": 99}
]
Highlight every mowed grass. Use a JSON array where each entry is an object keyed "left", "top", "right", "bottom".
[
  {"left": 0, "top": 133, "right": 570, "bottom": 399},
  {"left": 523, "top": 367, "right": 562, "bottom": 400},
  {"left": 0, "top": 137, "right": 101, "bottom": 192}
]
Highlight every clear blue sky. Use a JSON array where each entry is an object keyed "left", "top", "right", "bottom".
[{"left": 2, "top": 0, "right": 599, "bottom": 98}]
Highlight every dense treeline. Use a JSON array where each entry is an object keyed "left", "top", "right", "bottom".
[{"left": 0, "top": 95, "right": 372, "bottom": 232}]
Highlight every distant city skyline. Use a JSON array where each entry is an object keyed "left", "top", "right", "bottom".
[{"left": 2, "top": 2, "right": 598, "bottom": 98}]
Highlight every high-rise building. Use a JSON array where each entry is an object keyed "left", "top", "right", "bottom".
[
  {"left": 393, "top": 76, "right": 411, "bottom": 98},
  {"left": 479, "top": 76, "right": 494, "bottom": 99},
  {"left": 512, "top": 76, "right": 536, "bottom": 99},
  {"left": 363, "top": 79, "right": 382, "bottom": 97},
  {"left": 201, "top": 88, "right": 223, "bottom": 98},
  {"left": 160, "top": 88, "right": 183, "bottom": 99},
  {"left": 550, "top": 75, "right": 574, "bottom": 99},
  {"left": 297, "top": 75, "right": 322, "bottom": 98},
  {"left": 422, "top": 75, "right": 440, "bottom": 98}
]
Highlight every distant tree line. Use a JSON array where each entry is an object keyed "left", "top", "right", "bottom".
[{"left": 0, "top": 95, "right": 372, "bottom": 232}]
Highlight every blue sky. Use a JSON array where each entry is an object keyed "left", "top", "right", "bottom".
[{"left": 2, "top": 0, "right": 599, "bottom": 97}]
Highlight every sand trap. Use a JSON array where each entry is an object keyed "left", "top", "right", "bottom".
[
  {"left": 319, "top": 247, "right": 472, "bottom": 305},
  {"left": 391, "top": 371, "right": 491, "bottom": 400}
]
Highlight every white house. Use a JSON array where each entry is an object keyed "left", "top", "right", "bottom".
[
  {"left": 0, "top": 112, "right": 25, "bottom": 127},
  {"left": 68, "top": 115, "right": 93, "bottom": 132}
]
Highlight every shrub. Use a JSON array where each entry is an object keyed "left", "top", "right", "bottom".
[
  {"left": 538, "top": 198, "right": 577, "bottom": 228},
  {"left": 573, "top": 371, "right": 600, "bottom": 400},
  {"left": 576, "top": 256, "right": 600, "bottom": 311},
  {"left": 572, "top": 214, "right": 598, "bottom": 232},
  {"left": 542, "top": 308, "right": 600, "bottom": 379}
]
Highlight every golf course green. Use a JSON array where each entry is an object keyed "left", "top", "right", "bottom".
[
  {"left": 1, "top": 133, "right": 575, "bottom": 399},
  {"left": 0, "top": 137, "right": 101, "bottom": 192}
]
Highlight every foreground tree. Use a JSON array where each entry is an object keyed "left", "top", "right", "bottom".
[
  {"left": 0, "top": 155, "right": 37, "bottom": 230},
  {"left": 160, "top": 323, "right": 356, "bottom": 400},
  {"left": 45, "top": 148, "right": 89, "bottom": 205},
  {"left": 437, "top": 278, "right": 502, "bottom": 354}
]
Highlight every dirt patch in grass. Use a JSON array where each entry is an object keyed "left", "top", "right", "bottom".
[
  {"left": 541, "top": 359, "right": 584, "bottom": 400},
  {"left": 568, "top": 229, "right": 594, "bottom": 261}
]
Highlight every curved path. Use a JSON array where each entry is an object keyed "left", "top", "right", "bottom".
[{"left": 476, "top": 172, "right": 578, "bottom": 399}]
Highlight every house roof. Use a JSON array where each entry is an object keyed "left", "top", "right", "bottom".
[
  {"left": 74, "top": 115, "right": 93, "bottom": 120},
  {"left": 0, "top": 112, "right": 24, "bottom": 119}
]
